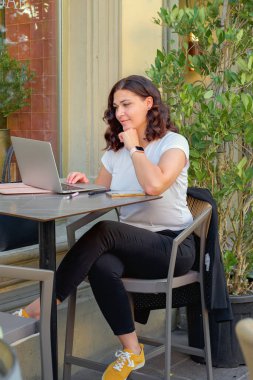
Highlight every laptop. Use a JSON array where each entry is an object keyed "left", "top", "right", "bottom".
[{"left": 11, "top": 137, "right": 105, "bottom": 194}]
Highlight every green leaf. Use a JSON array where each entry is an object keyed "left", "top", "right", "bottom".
[
  {"left": 236, "top": 29, "right": 244, "bottom": 42},
  {"left": 155, "top": 56, "right": 161, "bottom": 70},
  {"left": 241, "top": 72, "right": 246, "bottom": 85},
  {"left": 159, "top": 7, "right": 168, "bottom": 19},
  {"left": 170, "top": 7, "right": 179, "bottom": 22},
  {"left": 237, "top": 57, "right": 248, "bottom": 71},
  {"left": 241, "top": 93, "right": 250, "bottom": 111},
  {"left": 245, "top": 167, "right": 253, "bottom": 182},
  {"left": 157, "top": 49, "right": 164, "bottom": 61},
  {"left": 237, "top": 157, "right": 247, "bottom": 177},
  {"left": 204, "top": 90, "right": 213, "bottom": 99},
  {"left": 216, "top": 28, "right": 225, "bottom": 44},
  {"left": 248, "top": 55, "right": 253, "bottom": 70},
  {"left": 198, "top": 7, "right": 205, "bottom": 23},
  {"left": 190, "top": 150, "right": 201, "bottom": 158},
  {"left": 178, "top": 51, "right": 186, "bottom": 67}
]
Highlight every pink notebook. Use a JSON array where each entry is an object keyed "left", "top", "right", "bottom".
[{"left": 0, "top": 183, "right": 52, "bottom": 195}]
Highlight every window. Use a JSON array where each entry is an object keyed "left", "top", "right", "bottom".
[{"left": 0, "top": 0, "right": 59, "bottom": 157}]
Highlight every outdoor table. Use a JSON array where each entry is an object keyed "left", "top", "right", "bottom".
[{"left": 0, "top": 192, "right": 161, "bottom": 380}]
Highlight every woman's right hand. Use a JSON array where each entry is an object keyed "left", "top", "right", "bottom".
[{"left": 66, "top": 172, "right": 90, "bottom": 184}]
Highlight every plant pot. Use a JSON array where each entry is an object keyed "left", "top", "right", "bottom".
[
  {"left": 187, "top": 294, "right": 253, "bottom": 368},
  {"left": 0, "top": 128, "right": 11, "bottom": 181}
]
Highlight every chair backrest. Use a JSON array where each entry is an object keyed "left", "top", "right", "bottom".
[
  {"left": 236, "top": 318, "right": 253, "bottom": 380},
  {"left": 187, "top": 195, "right": 211, "bottom": 237},
  {"left": 187, "top": 195, "right": 211, "bottom": 218}
]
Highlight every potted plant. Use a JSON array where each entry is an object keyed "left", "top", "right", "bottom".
[
  {"left": 147, "top": 0, "right": 253, "bottom": 367},
  {"left": 0, "top": 26, "right": 35, "bottom": 179}
]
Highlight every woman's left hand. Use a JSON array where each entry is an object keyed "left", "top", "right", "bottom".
[{"left": 118, "top": 129, "right": 140, "bottom": 151}]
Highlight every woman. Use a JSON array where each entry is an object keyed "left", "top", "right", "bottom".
[{"left": 22, "top": 75, "right": 195, "bottom": 380}]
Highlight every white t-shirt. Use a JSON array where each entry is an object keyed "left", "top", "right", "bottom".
[{"left": 101, "top": 132, "right": 193, "bottom": 232}]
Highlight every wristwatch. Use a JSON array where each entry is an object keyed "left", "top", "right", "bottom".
[{"left": 129, "top": 146, "right": 145, "bottom": 157}]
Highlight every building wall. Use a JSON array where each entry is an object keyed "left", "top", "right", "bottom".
[
  {"left": 61, "top": 0, "right": 163, "bottom": 178},
  {"left": 61, "top": 0, "right": 121, "bottom": 178},
  {"left": 121, "top": 0, "right": 162, "bottom": 77}
]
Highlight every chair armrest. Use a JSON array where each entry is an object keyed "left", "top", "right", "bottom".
[
  {"left": 0, "top": 265, "right": 54, "bottom": 380},
  {"left": 0, "top": 265, "right": 53, "bottom": 283},
  {"left": 166, "top": 206, "right": 212, "bottom": 286},
  {"left": 0, "top": 266, "right": 54, "bottom": 325},
  {"left": 173, "top": 207, "right": 211, "bottom": 247}
]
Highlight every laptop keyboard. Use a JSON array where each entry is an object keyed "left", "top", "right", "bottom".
[{"left": 61, "top": 183, "right": 85, "bottom": 191}]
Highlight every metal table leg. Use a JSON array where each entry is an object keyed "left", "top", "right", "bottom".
[{"left": 39, "top": 220, "right": 58, "bottom": 380}]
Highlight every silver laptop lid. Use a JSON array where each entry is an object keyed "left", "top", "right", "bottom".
[
  {"left": 11, "top": 137, "right": 106, "bottom": 194},
  {"left": 11, "top": 137, "right": 63, "bottom": 192}
]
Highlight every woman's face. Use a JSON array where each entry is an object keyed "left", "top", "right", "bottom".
[{"left": 113, "top": 89, "right": 153, "bottom": 134}]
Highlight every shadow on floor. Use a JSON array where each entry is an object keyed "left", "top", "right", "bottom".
[{"left": 71, "top": 329, "right": 248, "bottom": 380}]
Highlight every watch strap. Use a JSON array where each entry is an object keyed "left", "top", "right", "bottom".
[{"left": 129, "top": 146, "right": 145, "bottom": 157}]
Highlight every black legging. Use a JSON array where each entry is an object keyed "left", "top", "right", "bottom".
[{"left": 56, "top": 220, "right": 195, "bottom": 335}]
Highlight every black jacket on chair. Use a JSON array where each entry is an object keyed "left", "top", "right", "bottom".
[{"left": 187, "top": 187, "right": 233, "bottom": 322}]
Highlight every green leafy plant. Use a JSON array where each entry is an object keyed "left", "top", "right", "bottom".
[
  {"left": 0, "top": 31, "right": 35, "bottom": 121},
  {"left": 147, "top": 0, "right": 253, "bottom": 295}
]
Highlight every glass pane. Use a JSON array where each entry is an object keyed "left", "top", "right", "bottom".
[{"left": 0, "top": 0, "right": 58, "bottom": 157}]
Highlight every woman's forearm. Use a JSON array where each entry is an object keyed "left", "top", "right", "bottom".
[
  {"left": 131, "top": 153, "right": 169, "bottom": 195},
  {"left": 131, "top": 149, "right": 186, "bottom": 195}
]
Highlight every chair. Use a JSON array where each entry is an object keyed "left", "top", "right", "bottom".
[
  {"left": 0, "top": 338, "right": 23, "bottom": 380},
  {"left": 236, "top": 318, "right": 253, "bottom": 380},
  {"left": 0, "top": 265, "right": 54, "bottom": 380},
  {"left": 63, "top": 197, "right": 213, "bottom": 380}
]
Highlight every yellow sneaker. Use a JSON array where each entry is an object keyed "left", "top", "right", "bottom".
[
  {"left": 102, "top": 344, "right": 145, "bottom": 380},
  {"left": 12, "top": 309, "right": 30, "bottom": 318}
]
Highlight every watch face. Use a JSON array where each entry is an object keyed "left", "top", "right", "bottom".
[{"left": 136, "top": 146, "right": 144, "bottom": 151}]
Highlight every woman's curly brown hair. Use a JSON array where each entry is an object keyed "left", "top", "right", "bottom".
[{"left": 103, "top": 75, "right": 178, "bottom": 151}]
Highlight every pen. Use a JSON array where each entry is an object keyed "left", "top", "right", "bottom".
[
  {"left": 88, "top": 189, "right": 110, "bottom": 196},
  {"left": 66, "top": 192, "right": 79, "bottom": 200}
]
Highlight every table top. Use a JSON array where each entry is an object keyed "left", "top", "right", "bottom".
[{"left": 0, "top": 193, "right": 161, "bottom": 221}]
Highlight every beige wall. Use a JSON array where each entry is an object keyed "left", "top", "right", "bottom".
[
  {"left": 62, "top": 0, "right": 121, "bottom": 178},
  {"left": 62, "top": 0, "right": 163, "bottom": 177},
  {"left": 121, "top": 0, "right": 163, "bottom": 77},
  {"left": 62, "top": 0, "right": 70, "bottom": 178}
]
